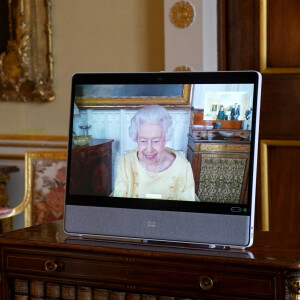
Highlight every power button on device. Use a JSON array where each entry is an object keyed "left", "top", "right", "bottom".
[{"left": 231, "top": 207, "right": 242, "bottom": 213}]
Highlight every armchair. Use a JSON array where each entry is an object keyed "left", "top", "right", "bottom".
[{"left": 0, "top": 151, "right": 67, "bottom": 229}]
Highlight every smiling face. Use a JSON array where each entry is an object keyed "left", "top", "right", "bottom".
[{"left": 137, "top": 122, "right": 166, "bottom": 167}]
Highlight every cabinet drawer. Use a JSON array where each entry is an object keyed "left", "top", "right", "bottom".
[
  {"left": 5, "top": 251, "right": 277, "bottom": 299},
  {"left": 6, "top": 252, "right": 129, "bottom": 281}
]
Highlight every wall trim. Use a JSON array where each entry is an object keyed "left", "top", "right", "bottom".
[
  {"left": 0, "top": 135, "right": 68, "bottom": 161},
  {"left": 0, "top": 134, "right": 68, "bottom": 141}
]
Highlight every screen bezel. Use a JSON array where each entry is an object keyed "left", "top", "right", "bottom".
[{"left": 65, "top": 71, "right": 261, "bottom": 218}]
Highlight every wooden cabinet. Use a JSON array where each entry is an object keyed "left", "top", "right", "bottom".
[
  {"left": 187, "top": 127, "right": 251, "bottom": 204},
  {"left": 69, "top": 139, "right": 114, "bottom": 196},
  {"left": 3, "top": 249, "right": 276, "bottom": 299},
  {"left": 0, "top": 221, "right": 300, "bottom": 300},
  {"left": 218, "top": 0, "right": 300, "bottom": 232}
]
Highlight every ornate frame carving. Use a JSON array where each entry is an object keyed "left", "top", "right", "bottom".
[
  {"left": 169, "top": 1, "right": 195, "bottom": 28},
  {"left": 0, "top": 0, "right": 54, "bottom": 102}
]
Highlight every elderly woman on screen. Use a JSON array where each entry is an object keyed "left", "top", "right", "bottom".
[{"left": 113, "top": 105, "right": 195, "bottom": 201}]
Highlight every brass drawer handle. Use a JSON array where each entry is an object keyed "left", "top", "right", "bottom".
[
  {"left": 199, "top": 276, "right": 214, "bottom": 291},
  {"left": 45, "top": 260, "right": 58, "bottom": 273}
]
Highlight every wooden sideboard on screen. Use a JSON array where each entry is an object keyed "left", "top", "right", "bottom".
[{"left": 69, "top": 139, "right": 114, "bottom": 196}]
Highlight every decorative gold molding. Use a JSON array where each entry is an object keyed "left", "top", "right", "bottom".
[
  {"left": 286, "top": 271, "right": 300, "bottom": 299},
  {"left": 169, "top": 1, "right": 194, "bottom": 28},
  {"left": 0, "top": 0, "right": 54, "bottom": 102},
  {"left": 260, "top": 0, "right": 300, "bottom": 74},
  {"left": 0, "top": 142, "right": 67, "bottom": 149},
  {"left": 260, "top": 140, "right": 300, "bottom": 231},
  {"left": 196, "top": 143, "right": 251, "bottom": 153},
  {"left": 0, "top": 134, "right": 68, "bottom": 141},
  {"left": 0, "top": 154, "right": 24, "bottom": 160},
  {"left": 0, "top": 135, "right": 68, "bottom": 161}
]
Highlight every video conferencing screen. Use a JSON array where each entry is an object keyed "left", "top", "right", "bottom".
[{"left": 66, "top": 82, "right": 257, "bottom": 216}]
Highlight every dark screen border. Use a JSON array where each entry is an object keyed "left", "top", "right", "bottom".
[{"left": 65, "top": 71, "right": 261, "bottom": 217}]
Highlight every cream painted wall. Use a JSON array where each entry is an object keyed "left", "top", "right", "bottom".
[
  {"left": 164, "top": 0, "right": 217, "bottom": 72},
  {"left": 0, "top": 0, "right": 164, "bottom": 136},
  {"left": 1, "top": 0, "right": 219, "bottom": 230}
]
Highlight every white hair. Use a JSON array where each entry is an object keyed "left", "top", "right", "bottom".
[{"left": 129, "top": 105, "right": 173, "bottom": 142}]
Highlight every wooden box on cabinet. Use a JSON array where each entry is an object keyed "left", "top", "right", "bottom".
[{"left": 69, "top": 139, "right": 114, "bottom": 196}]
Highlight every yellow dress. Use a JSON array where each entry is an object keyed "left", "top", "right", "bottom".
[{"left": 113, "top": 149, "right": 195, "bottom": 201}]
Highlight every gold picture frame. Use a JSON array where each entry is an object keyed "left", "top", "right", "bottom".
[
  {"left": 0, "top": 0, "right": 54, "bottom": 102},
  {"left": 75, "top": 84, "right": 192, "bottom": 109}
]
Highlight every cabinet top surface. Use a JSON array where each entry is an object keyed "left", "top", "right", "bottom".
[{"left": 0, "top": 221, "right": 299, "bottom": 269}]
